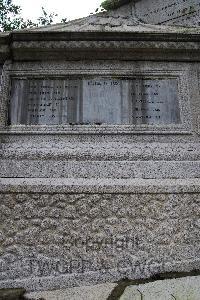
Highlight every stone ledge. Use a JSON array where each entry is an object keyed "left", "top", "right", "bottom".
[{"left": 1, "top": 178, "right": 200, "bottom": 193}]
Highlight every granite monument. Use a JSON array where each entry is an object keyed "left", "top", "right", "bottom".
[{"left": 0, "top": 0, "right": 200, "bottom": 293}]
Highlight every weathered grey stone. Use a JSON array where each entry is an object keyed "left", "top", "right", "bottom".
[
  {"left": 25, "top": 283, "right": 117, "bottom": 300},
  {"left": 0, "top": 178, "right": 199, "bottom": 291},
  {"left": 0, "top": 33, "right": 9, "bottom": 65},
  {"left": 119, "top": 287, "right": 142, "bottom": 300},
  {"left": 25, "top": 276, "right": 200, "bottom": 300},
  {"left": 0, "top": 65, "right": 3, "bottom": 93},
  {"left": 20, "top": 0, "right": 200, "bottom": 31},
  {"left": 120, "top": 276, "right": 200, "bottom": 300},
  {"left": 0, "top": 0, "right": 200, "bottom": 294},
  {"left": 134, "top": 0, "right": 200, "bottom": 26}
]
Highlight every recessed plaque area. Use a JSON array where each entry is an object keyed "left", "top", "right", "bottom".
[
  {"left": 9, "top": 79, "right": 81, "bottom": 125},
  {"left": 131, "top": 79, "right": 180, "bottom": 125},
  {"left": 82, "top": 79, "right": 128, "bottom": 124},
  {"left": 9, "top": 77, "right": 180, "bottom": 126}
]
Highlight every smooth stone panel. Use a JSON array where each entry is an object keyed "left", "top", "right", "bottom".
[
  {"left": 9, "top": 77, "right": 180, "bottom": 126},
  {"left": 26, "top": 283, "right": 117, "bottom": 300},
  {"left": 82, "top": 78, "right": 127, "bottom": 124},
  {"left": 120, "top": 276, "right": 200, "bottom": 300},
  {"left": 130, "top": 78, "right": 180, "bottom": 125},
  {"left": 9, "top": 79, "right": 81, "bottom": 125}
]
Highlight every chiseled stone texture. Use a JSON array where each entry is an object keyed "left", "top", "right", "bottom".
[
  {"left": 26, "top": 283, "right": 117, "bottom": 300},
  {"left": 0, "top": 180, "right": 199, "bottom": 291},
  {"left": 120, "top": 276, "right": 200, "bottom": 300},
  {"left": 134, "top": 0, "right": 200, "bottom": 26},
  {"left": 1, "top": 139, "right": 200, "bottom": 179}
]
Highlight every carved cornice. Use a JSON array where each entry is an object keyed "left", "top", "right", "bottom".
[
  {"left": 10, "top": 39, "right": 200, "bottom": 62},
  {"left": 0, "top": 26, "right": 200, "bottom": 62},
  {"left": 12, "top": 40, "right": 200, "bottom": 50}
]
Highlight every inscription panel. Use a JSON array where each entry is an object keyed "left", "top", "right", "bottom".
[
  {"left": 9, "top": 79, "right": 81, "bottom": 125},
  {"left": 135, "top": 0, "right": 200, "bottom": 26},
  {"left": 82, "top": 79, "right": 129, "bottom": 124},
  {"left": 9, "top": 77, "right": 180, "bottom": 126},
  {"left": 130, "top": 79, "right": 180, "bottom": 125}
]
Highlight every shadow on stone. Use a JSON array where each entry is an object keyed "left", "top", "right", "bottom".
[
  {"left": 107, "top": 270, "right": 200, "bottom": 300},
  {"left": 0, "top": 288, "right": 26, "bottom": 300}
]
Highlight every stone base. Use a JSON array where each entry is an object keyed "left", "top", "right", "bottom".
[
  {"left": 25, "top": 276, "right": 200, "bottom": 300},
  {"left": 0, "top": 178, "right": 199, "bottom": 291}
]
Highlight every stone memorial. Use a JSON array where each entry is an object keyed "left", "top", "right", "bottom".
[{"left": 0, "top": 0, "right": 200, "bottom": 294}]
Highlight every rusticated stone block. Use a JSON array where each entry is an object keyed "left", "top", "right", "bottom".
[{"left": 0, "top": 185, "right": 199, "bottom": 291}]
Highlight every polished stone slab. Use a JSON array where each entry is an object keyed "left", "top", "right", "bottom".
[{"left": 9, "top": 77, "right": 180, "bottom": 126}]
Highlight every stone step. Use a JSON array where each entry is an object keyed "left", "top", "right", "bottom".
[
  {"left": 0, "top": 159, "right": 200, "bottom": 179},
  {"left": 1, "top": 142, "right": 200, "bottom": 161}
]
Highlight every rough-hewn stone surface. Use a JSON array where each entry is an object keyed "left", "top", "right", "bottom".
[{"left": 0, "top": 180, "right": 199, "bottom": 291}]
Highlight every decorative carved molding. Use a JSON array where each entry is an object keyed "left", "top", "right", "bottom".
[{"left": 12, "top": 40, "right": 200, "bottom": 51}]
